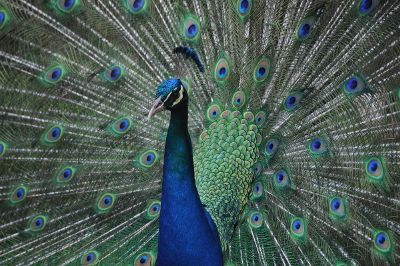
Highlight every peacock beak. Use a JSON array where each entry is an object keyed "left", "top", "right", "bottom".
[{"left": 148, "top": 96, "right": 165, "bottom": 120}]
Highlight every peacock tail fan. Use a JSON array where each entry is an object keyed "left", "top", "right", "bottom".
[{"left": 0, "top": 0, "right": 399, "bottom": 265}]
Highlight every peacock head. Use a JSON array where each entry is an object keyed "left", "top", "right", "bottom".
[{"left": 148, "top": 78, "right": 188, "bottom": 119}]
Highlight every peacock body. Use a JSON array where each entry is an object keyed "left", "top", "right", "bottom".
[{"left": 0, "top": 0, "right": 400, "bottom": 265}]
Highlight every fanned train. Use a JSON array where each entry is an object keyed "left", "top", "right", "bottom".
[{"left": 0, "top": 0, "right": 399, "bottom": 265}]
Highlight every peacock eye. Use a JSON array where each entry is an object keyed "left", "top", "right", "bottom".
[
  {"left": 284, "top": 92, "right": 304, "bottom": 111},
  {"left": 252, "top": 181, "right": 263, "bottom": 198},
  {"left": 112, "top": 117, "right": 132, "bottom": 134},
  {"left": 236, "top": 0, "right": 252, "bottom": 18},
  {"left": 373, "top": 231, "right": 392, "bottom": 254},
  {"left": 308, "top": 137, "right": 328, "bottom": 157},
  {"left": 126, "top": 0, "right": 149, "bottom": 14},
  {"left": 56, "top": 0, "right": 79, "bottom": 13},
  {"left": 81, "top": 251, "right": 99, "bottom": 265},
  {"left": 55, "top": 166, "right": 76, "bottom": 184},
  {"left": 254, "top": 111, "right": 266, "bottom": 127},
  {"left": 364, "top": 157, "right": 385, "bottom": 182},
  {"left": 0, "top": 9, "right": 10, "bottom": 29},
  {"left": 10, "top": 185, "right": 28, "bottom": 204},
  {"left": 134, "top": 252, "right": 154, "bottom": 266},
  {"left": 214, "top": 57, "right": 231, "bottom": 84},
  {"left": 0, "top": 141, "right": 8, "bottom": 157},
  {"left": 328, "top": 197, "right": 348, "bottom": 221},
  {"left": 138, "top": 150, "right": 159, "bottom": 169},
  {"left": 290, "top": 217, "right": 306, "bottom": 240},
  {"left": 253, "top": 57, "right": 271, "bottom": 82},
  {"left": 96, "top": 193, "right": 116, "bottom": 213},
  {"left": 297, "top": 16, "right": 316, "bottom": 40},
  {"left": 146, "top": 200, "right": 161, "bottom": 219},
  {"left": 248, "top": 211, "right": 263, "bottom": 228},
  {"left": 342, "top": 75, "right": 366, "bottom": 97},
  {"left": 206, "top": 103, "right": 222, "bottom": 122},
  {"left": 182, "top": 15, "right": 200, "bottom": 40},
  {"left": 104, "top": 66, "right": 124, "bottom": 82},
  {"left": 358, "top": 0, "right": 379, "bottom": 15},
  {"left": 273, "top": 169, "right": 290, "bottom": 189},
  {"left": 231, "top": 91, "right": 246, "bottom": 109},
  {"left": 29, "top": 215, "right": 47, "bottom": 232},
  {"left": 265, "top": 139, "right": 279, "bottom": 158},
  {"left": 43, "top": 65, "right": 65, "bottom": 84},
  {"left": 42, "top": 125, "right": 65, "bottom": 145}
]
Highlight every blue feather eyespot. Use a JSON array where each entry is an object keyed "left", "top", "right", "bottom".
[
  {"left": 81, "top": 250, "right": 100, "bottom": 265},
  {"left": 96, "top": 193, "right": 116, "bottom": 213},
  {"left": 214, "top": 57, "right": 231, "bottom": 84},
  {"left": 373, "top": 230, "right": 392, "bottom": 254},
  {"left": 254, "top": 111, "right": 266, "bottom": 127},
  {"left": 290, "top": 217, "right": 307, "bottom": 241},
  {"left": 265, "top": 139, "right": 279, "bottom": 159},
  {"left": 126, "top": 0, "right": 149, "bottom": 14},
  {"left": 236, "top": 0, "right": 252, "bottom": 18},
  {"left": 182, "top": 15, "right": 200, "bottom": 41},
  {"left": 231, "top": 91, "right": 246, "bottom": 109},
  {"left": 28, "top": 215, "right": 48, "bottom": 232},
  {"left": 0, "top": 9, "right": 10, "bottom": 29},
  {"left": 134, "top": 252, "right": 155, "bottom": 266},
  {"left": 0, "top": 140, "right": 8, "bottom": 157},
  {"left": 41, "top": 125, "right": 64, "bottom": 145},
  {"left": 136, "top": 150, "right": 159, "bottom": 169},
  {"left": 206, "top": 103, "right": 222, "bottom": 122},
  {"left": 307, "top": 137, "right": 328, "bottom": 157},
  {"left": 328, "top": 197, "right": 348, "bottom": 221},
  {"left": 42, "top": 65, "right": 65, "bottom": 84},
  {"left": 252, "top": 162, "right": 263, "bottom": 176},
  {"left": 296, "top": 16, "right": 316, "bottom": 40},
  {"left": 273, "top": 169, "right": 291, "bottom": 190},
  {"left": 364, "top": 157, "right": 385, "bottom": 182},
  {"left": 55, "top": 166, "right": 76, "bottom": 184},
  {"left": 253, "top": 57, "right": 271, "bottom": 82},
  {"left": 252, "top": 181, "right": 263, "bottom": 199},
  {"left": 9, "top": 185, "right": 28, "bottom": 205},
  {"left": 146, "top": 200, "right": 161, "bottom": 219},
  {"left": 103, "top": 65, "right": 124, "bottom": 82},
  {"left": 110, "top": 117, "right": 132, "bottom": 136},
  {"left": 56, "top": 0, "right": 80, "bottom": 13},
  {"left": 342, "top": 75, "right": 366, "bottom": 98},
  {"left": 284, "top": 92, "right": 304, "bottom": 111},
  {"left": 358, "top": 0, "right": 379, "bottom": 15},
  {"left": 248, "top": 211, "right": 263, "bottom": 228}
]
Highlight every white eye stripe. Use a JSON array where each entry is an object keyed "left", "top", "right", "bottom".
[{"left": 171, "top": 86, "right": 184, "bottom": 107}]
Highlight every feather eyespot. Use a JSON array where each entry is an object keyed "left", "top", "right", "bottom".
[
  {"left": 265, "top": 139, "right": 279, "bottom": 159},
  {"left": 137, "top": 150, "right": 159, "bottom": 168},
  {"left": 284, "top": 92, "right": 304, "bottom": 111},
  {"left": 248, "top": 211, "right": 263, "bottom": 228},
  {"left": 126, "top": 0, "right": 148, "bottom": 14},
  {"left": 55, "top": 166, "right": 76, "bottom": 184},
  {"left": 214, "top": 57, "right": 231, "bottom": 84},
  {"left": 273, "top": 169, "right": 291, "bottom": 189},
  {"left": 290, "top": 217, "right": 306, "bottom": 240},
  {"left": 146, "top": 200, "right": 161, "bottom": 219},
  {"left": 182, "top": 15, "right": 200, "bottom": 41},
  {"left": 104, "top": 65, "right": 124, "bottom": 82},
  {"left": 254, "top": 111, "right": 266, "bottom": 127},
  {"left": 342, "top": 75, "right": 366, "bottom": 98},
  {"left": 364, "top": 157, "right": 385, "bottom": 182},
  {"left": 236, "top": 0, "right": 252, "bottom": 18},
  {"left": 308, "top": 137, "right": 328, "bottom": 157},
  {"left": 112, "top": 117, "right": 132, "bottom": 135},
  {"left": 10, "top": 185, "right": 28, "bottom": 204},
  {"left": 328, "top": 197, "right": 348, "bottom": 221},
  {"left": 254, "top": 57, "right": 271, "bottom": 82},
  {"left": 373, "top": 230, "right": 392, "bottom": 254},
  {"left": 41, "top": 125, "right": 64, "bottom": 145},
  {"left": 206, "top": 103, "right": 222, "bottom": 122},
  {"left": 96, "top": 193, "right": 116, "bottom": 213},
  {"left": 42, "top": 65, "right": 65, "bottom": 84},
  {"left": 81, "top": 251, "right": 99, "bottom": 265},
  {"left": 297, "top": 16, "right": 316, "bottom": 40},
  {"left": 0, "top": 141, "right": 8, "bottom": 157},
  {"left": 29, "top": 215, "right": 47, "bottom": 232},
  {"left": 358, "top": 0, "right": 379, "bottom": 15},
  {"left": 231, "top": 91, "right": 246, "bottom": 109},
  {"left": 252, "top": 181, "right": 263, "bottom": 199},
  {"left": 56, "top": 0, "right": 79, "bottom": 13},
  {"left": 134, "top": 252, "right": 155, "bottom": 266}
]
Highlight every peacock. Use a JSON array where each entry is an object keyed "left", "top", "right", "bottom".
[{"left": 0, "top": 0, "right": 399, "bottom": 265}]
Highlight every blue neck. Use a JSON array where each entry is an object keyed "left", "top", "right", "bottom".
[{"left": 157, "top": 104, "right": 223, "bottom": 266}]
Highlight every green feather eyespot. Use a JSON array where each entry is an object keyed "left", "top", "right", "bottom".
[
  {"left": 0, "top": 141, "right": 9, "bottom": 157},
  {"left": 109, "top": 117, "right": 133, "bottom": 136},
  {"left": 81, "top": 250, "right": 100, "bottom": 265},
  {"left": 264, "top": 138, "right": 279, "bottom": 159},
  {"left": 290, "top": 217, "right": 307, "bottom": 241},
  {"left": 358, "top": 0, "right": 380, "bottom": 16},
  {"left": 364, "top": 157, "right": 385, "bottom": 183},
  {"left": 41, "top": 65, "right": 65, "bottom": 85},
  {"left": 54, "top": 0, "right": 80, "bottom": 13},
  {"left": 373, "top": 230, "right": 393, "bottom": 255},
  {"left": 146, "top": 200, "right": 161, "bottom": 220},
  {"left": 54, "top": 166, "right": 76, "bottom": 184},
  {"left": 296, "top": 16, "right": 316, "bottom": 41},
  {"left": 181, "top": 15, "right": 200, "bottom": 41},
  {"left": 28, "top": 215, "right": 48, "bottom": 233},
  {"left": 273, "top": 169, "right": 291, "bottom": 190},
  {"left": 341, "top": 75, "right": 367, "bottom": 98},
  {"left": 284, "top": 91, "right": 304, "bottom": 111},
  {"left": 253, "top": 57, "right": 271, "bottom": 83},
  {"left": 206, "top": 103, "right": 222, "bottom": 122},
  {"left": 41, "top": 125, "right": 65, "bottom": 145},
  {"left": 307, "top": 137, "right": 329, "bottom": 158},
  {"left": 134, "top": 252, "right": 156, "bottom": 266},
  {"left": 96, "top": 193, "right": 116, "bottom": 214},
  {"left": 214, "top": 56, "right": 231, "bottom": 84},
  {"left": 103, "top": 65, "right": 124, "bottom": 82},
  {"left": 9, "top": 185, "right": 28, "bottom": 205},
  {"left": 254, "top": 111, "right": 267, "bottom": 127},
  {"left": 0, "top": 8, "right": 11, "bottom": 29},
  {"left": 135, "top": 149, "right": 159, "bottom": 169},
  {"left": 328, "top": 197, "right": 348, "bottom": 221},
  {"left": 235, "top": 0, "right": 252, "bottom": 20},
  {"left": 244, "top": 112, "right": 255, "bottom": 123},
  {"left": 248, "top": 211, "right": 263, "bottom": 228},
  {"left": 231, "top": 91, "right": 246, "bottom": 109},
  {"left": 251, "top": 181, "right": 264, "bottom": 199},
  {"left": 125, "top": 0, "right": 150, "bottom": 14}
]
